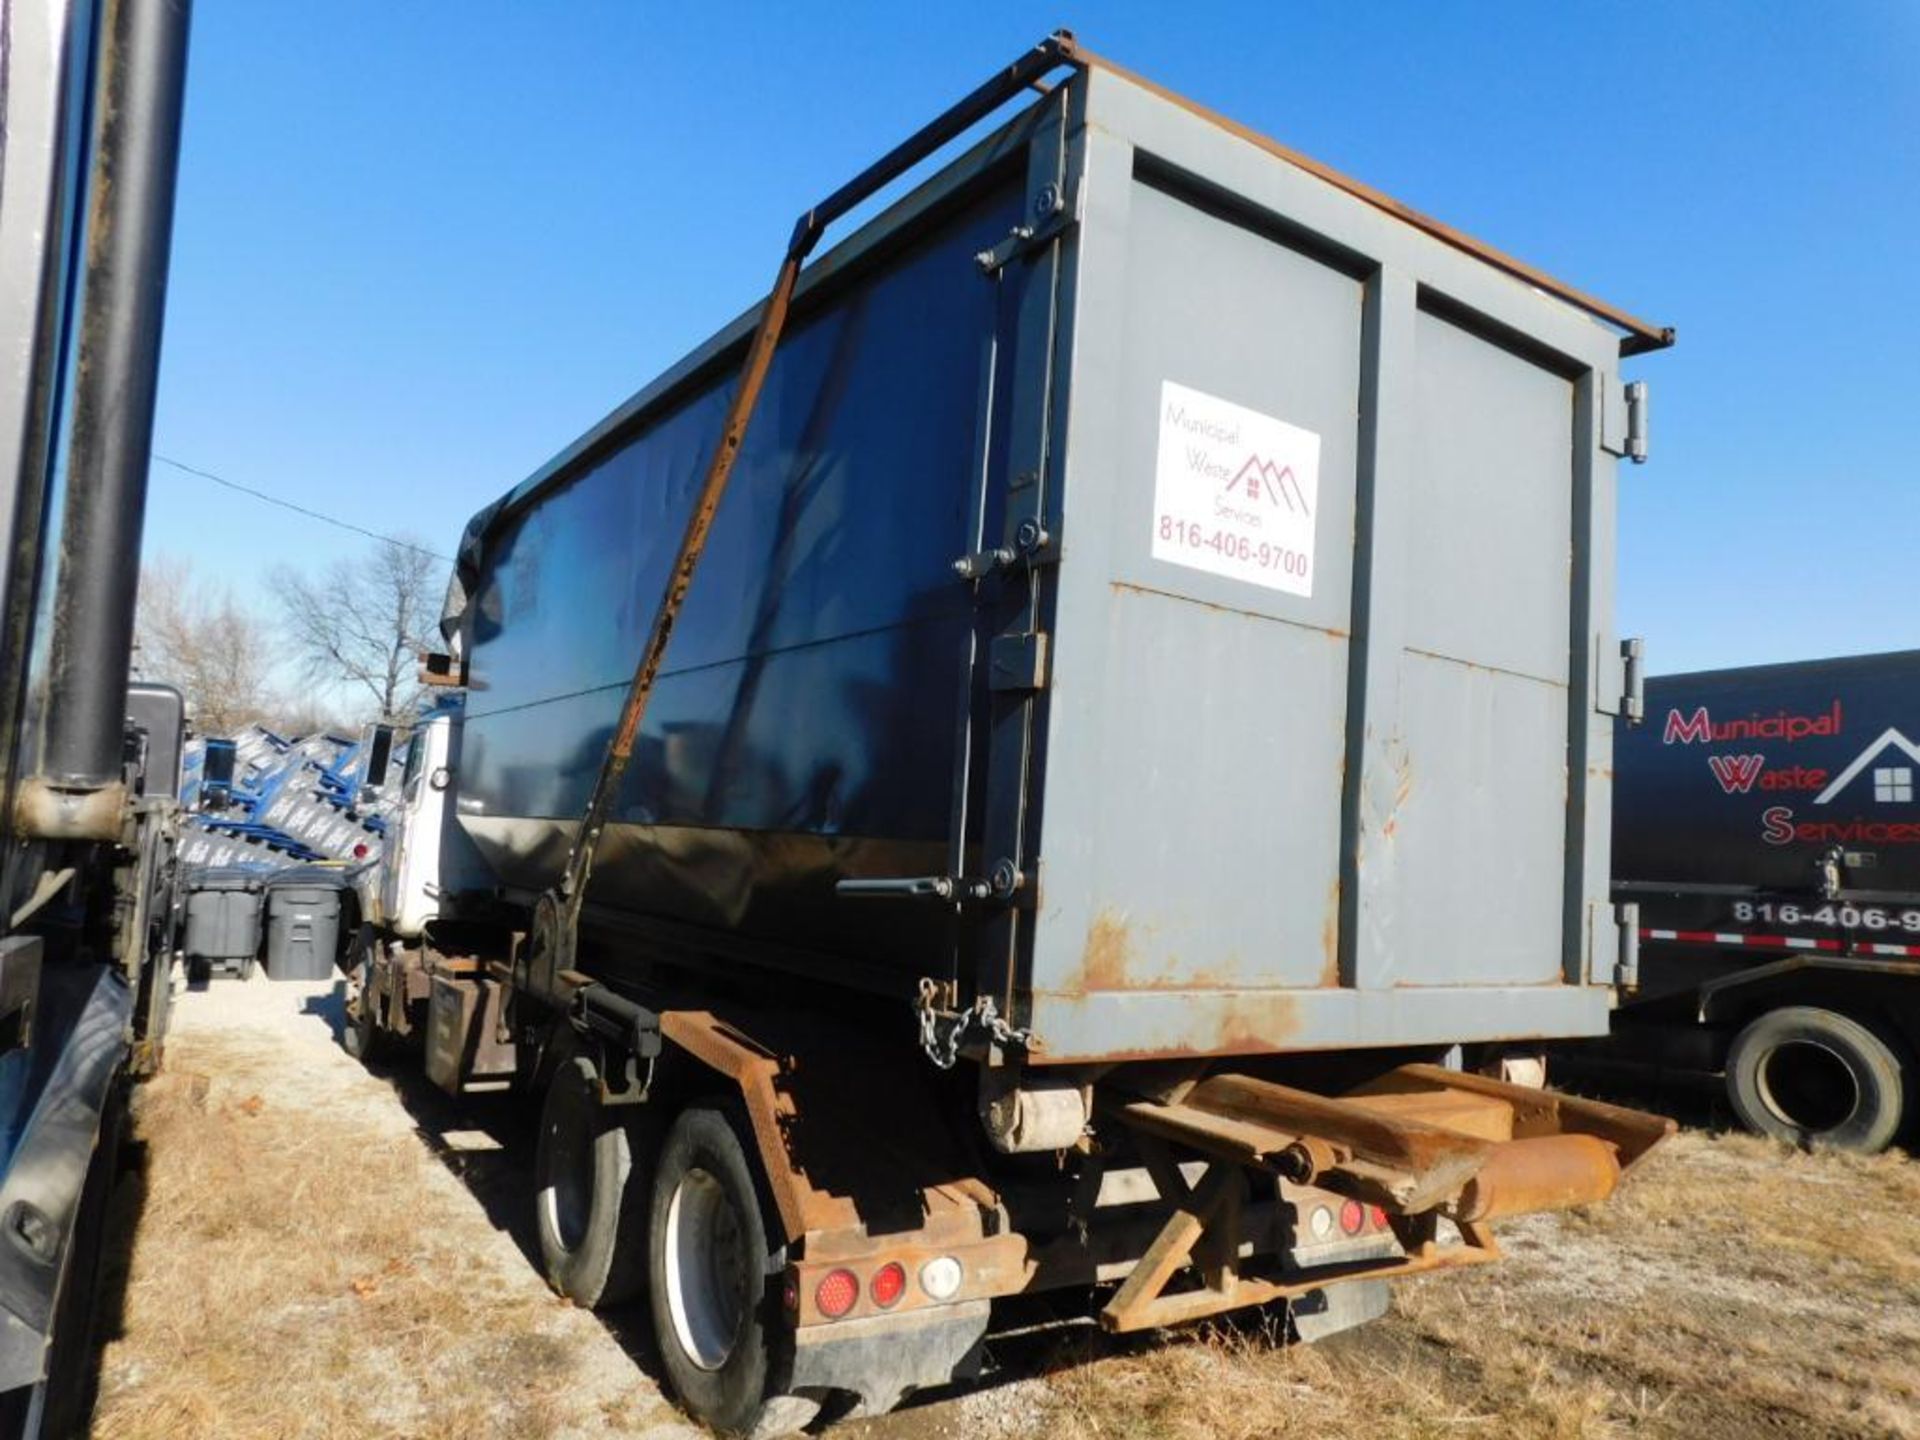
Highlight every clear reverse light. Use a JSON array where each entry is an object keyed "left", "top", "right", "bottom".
[{"left": 919, "top": 1255, "right": 963, "bottom": 1301}]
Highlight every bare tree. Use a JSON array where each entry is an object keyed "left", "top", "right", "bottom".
[
  {"left": 272, "top": 540, "right": 442, "bottom": 723},
  {"left": 135, "top": 558, "right": 280, "bottom": 734}
]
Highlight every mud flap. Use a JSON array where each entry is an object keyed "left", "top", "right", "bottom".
[
  {"left": 789, "top": 1300, "right": 990, "bottom": 1416},
  {"left": 1289, "top": 1277, "right": 1390, "bottom": 1343}
]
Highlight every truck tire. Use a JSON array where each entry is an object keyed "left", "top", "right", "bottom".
[
  {"left": 647, "top": 1104, "right": 815, "bottom": 1438},
  {"left": 1725, "top": 1005, "right": 1905, "bottom": 1153},
  {"left": 534, "top": 1056, "right": 649, "bottom": 1308},
  {"left": 343, "top": 957, "right": 389, "bottom": 1064}
]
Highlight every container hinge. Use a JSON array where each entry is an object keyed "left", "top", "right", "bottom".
[
  {"left": 1620, "top": 637, "right": 1645, "bottom": 724},
  {"left": 973, "top": 183, "right": 1072, "bottom": 275},
  {"left": 838, "top": 875, "right": 991, "bottom": 903},
  {"left": 838, "top": 857, "right": 1029, "bottom": 907},
  {"left": 952, "top": 518, "right": 1055, "bottom": 580},
  {"left": 1615, "top": 902, "right": 1640, "bottom": 989},
  {"left": 915, "top": 978, "right": 1037, "bottom": 1070},
  {"left": 1625, "top": 380, "right": 1649, "bottom": 464}
]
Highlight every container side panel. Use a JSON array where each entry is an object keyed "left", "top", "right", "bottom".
[
  {"left": 1403, "top": 313, "right": 1572, "bottom": 683},
  {"left": 456, "top": 180, "right": 1026, "bottom": 979},
  {"left": 1389, "top": 308, "right": 1573, "bottom": 985},
  {"left": 1033, "top": 166, "right": 1361, "bottom": 1007}
]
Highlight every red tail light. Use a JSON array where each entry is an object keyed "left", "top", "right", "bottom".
[
  {"left": 870, "top": 1262, "right": 906, "bottom": 1308},
  {"left": 815, "top": 1269, "right": 858, "bottom": 1319},
  {"left": 1369, "top": 1205, "right": 1390, "bottom": 1231},
  {"left": 1338, "top": 1199, "right": 1365, "bottom": 1236}
]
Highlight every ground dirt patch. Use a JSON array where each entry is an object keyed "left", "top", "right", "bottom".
[
  {"left": 94, "top": 977, "right": 1920, "bottom": 1439},
  {"left": 90, "top": 974, "right": 695, "bottom": 1440}
]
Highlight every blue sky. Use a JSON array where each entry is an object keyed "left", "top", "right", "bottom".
[{"left": 145, "top": 2, "right": 1920, "bottom": 675}]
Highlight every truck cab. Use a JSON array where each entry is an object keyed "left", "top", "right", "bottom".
[{"left": 376, "top": 703, "right": 464, "bottom": 939}]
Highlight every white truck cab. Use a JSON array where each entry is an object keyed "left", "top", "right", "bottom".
[{"left": 376, "top": 699, "right": 475, "bottom": 939}]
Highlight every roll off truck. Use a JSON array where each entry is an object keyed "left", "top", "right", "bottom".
[
  {"left": 1609, "top": 650, "right": 1920, "bottom": 1152},
  {"left": 352, "top": 33, "right": 1677, "bottom": 1434}
]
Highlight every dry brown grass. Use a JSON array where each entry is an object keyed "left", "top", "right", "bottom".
[
  {"left": 89, "top": 1025, "right": 672, "bottom": 1440},
  {"left": 99, "top": 994, "right": 1920, "bottom": 1440},
  {"left": 1002, "top": 1132, "right": 1920, "bottom": 1440}
]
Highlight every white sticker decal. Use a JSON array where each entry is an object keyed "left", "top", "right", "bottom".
[{"left": 1152, "top": 379, "right": 1320, "bottom": 597}]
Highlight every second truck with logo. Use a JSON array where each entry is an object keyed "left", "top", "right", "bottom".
[{"left": 1610, "top": 650, "right": 1920, "bottom": 1152}]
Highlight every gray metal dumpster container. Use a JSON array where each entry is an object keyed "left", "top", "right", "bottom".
[
  {"left": 263, "top": 867, "right": 348, "bottom": 981},
  {"left": 182, "top": 868, "right": 265, "bottom": 978},
  {"left": 440, "top": 51, "right": 1669, "bottom": 1065}
]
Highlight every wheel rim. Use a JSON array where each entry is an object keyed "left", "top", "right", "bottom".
[
  {"left": 1757, "top": 1039, "right": 1859, "bottom": 1136},
  {"left": 541, "top": 1083, "right": 592, "bottom": 1252},
  {"left": 663, "top": 1167, "right": 750, "bottom": 1372}
]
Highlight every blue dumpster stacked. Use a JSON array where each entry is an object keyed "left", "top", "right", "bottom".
[
  {"left": 174, "top": 725, "right": 405, "bottom": 979},
  {"left": 179, "top": 725, "right": 395, "bottom": 874}
]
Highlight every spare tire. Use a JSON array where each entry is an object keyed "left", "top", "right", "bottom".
[{"left": 1725, "top": 1005, "right": 1905, "bottom": 1153}]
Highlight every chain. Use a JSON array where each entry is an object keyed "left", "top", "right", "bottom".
[{"left": 915, "top": 977, "right": 1035, "bottom": 1070}]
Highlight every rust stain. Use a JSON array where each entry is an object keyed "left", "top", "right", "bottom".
[
  {"left": 1077, "top": 911, "right": 1136, "bottom": 992},
  {"left": 1216, "top": 993, "right": 1303, "bottom": 1055},
  {"left": 1074, "top": 911, "right": 1236, "bottom": 993},
  {"left": 1320, "top": 875, "right": 1342, "bottom": 988}
]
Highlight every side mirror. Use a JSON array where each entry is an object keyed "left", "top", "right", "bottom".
[
  {"left": 198, "top": 737, "right": 237, "bottom": 812},
  {"left": 361, "top": 722, "right": 396, "bottom": 793}
]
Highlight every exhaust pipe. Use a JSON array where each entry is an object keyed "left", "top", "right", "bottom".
[{"left": 19, "top": 0, "right": 193, "bottom": 839}]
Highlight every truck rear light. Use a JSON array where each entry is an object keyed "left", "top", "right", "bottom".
[
  {"left": 1369, "top": 1205, "right": 1390, "bottom": 1232},
  {"left": 919, "top": 1255, "right": 963, "bottom": 1301},
  {"left": 1338, "top": 1199, "right": 1365, "bottom": 1236},
  {"left": 1308, "top": 1204, "right": 1333, "bottom": 1240},
  {"left": 870, "top": 1262, "right": 906, "bottom": 1308},
  {"left": 815, "top": 1268, "right": 859, "bottom": 1320}
]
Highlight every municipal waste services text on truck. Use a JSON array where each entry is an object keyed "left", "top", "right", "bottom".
[{"left": 1607, "top": 649, "right": 1920, "bottom": 1153}]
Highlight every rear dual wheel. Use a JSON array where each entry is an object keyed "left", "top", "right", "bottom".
[
  {"left": 648, "top": 1106, "right": 812, "bottom": 1437},
  {"left": 532, "top": 1069, "right": 809, "bottom": 1436}
]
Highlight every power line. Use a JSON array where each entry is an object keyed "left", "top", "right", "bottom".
[{"left": 150, "top": 452, "right": 454, "bottom": 563}]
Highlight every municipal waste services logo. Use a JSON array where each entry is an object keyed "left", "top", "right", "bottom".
[
  {"left": 1226, "top": 455, "right": 1312, "bottom": 514},
  {"left": 1153, "top": 379, "right": 1321, "bottom": 598}
]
